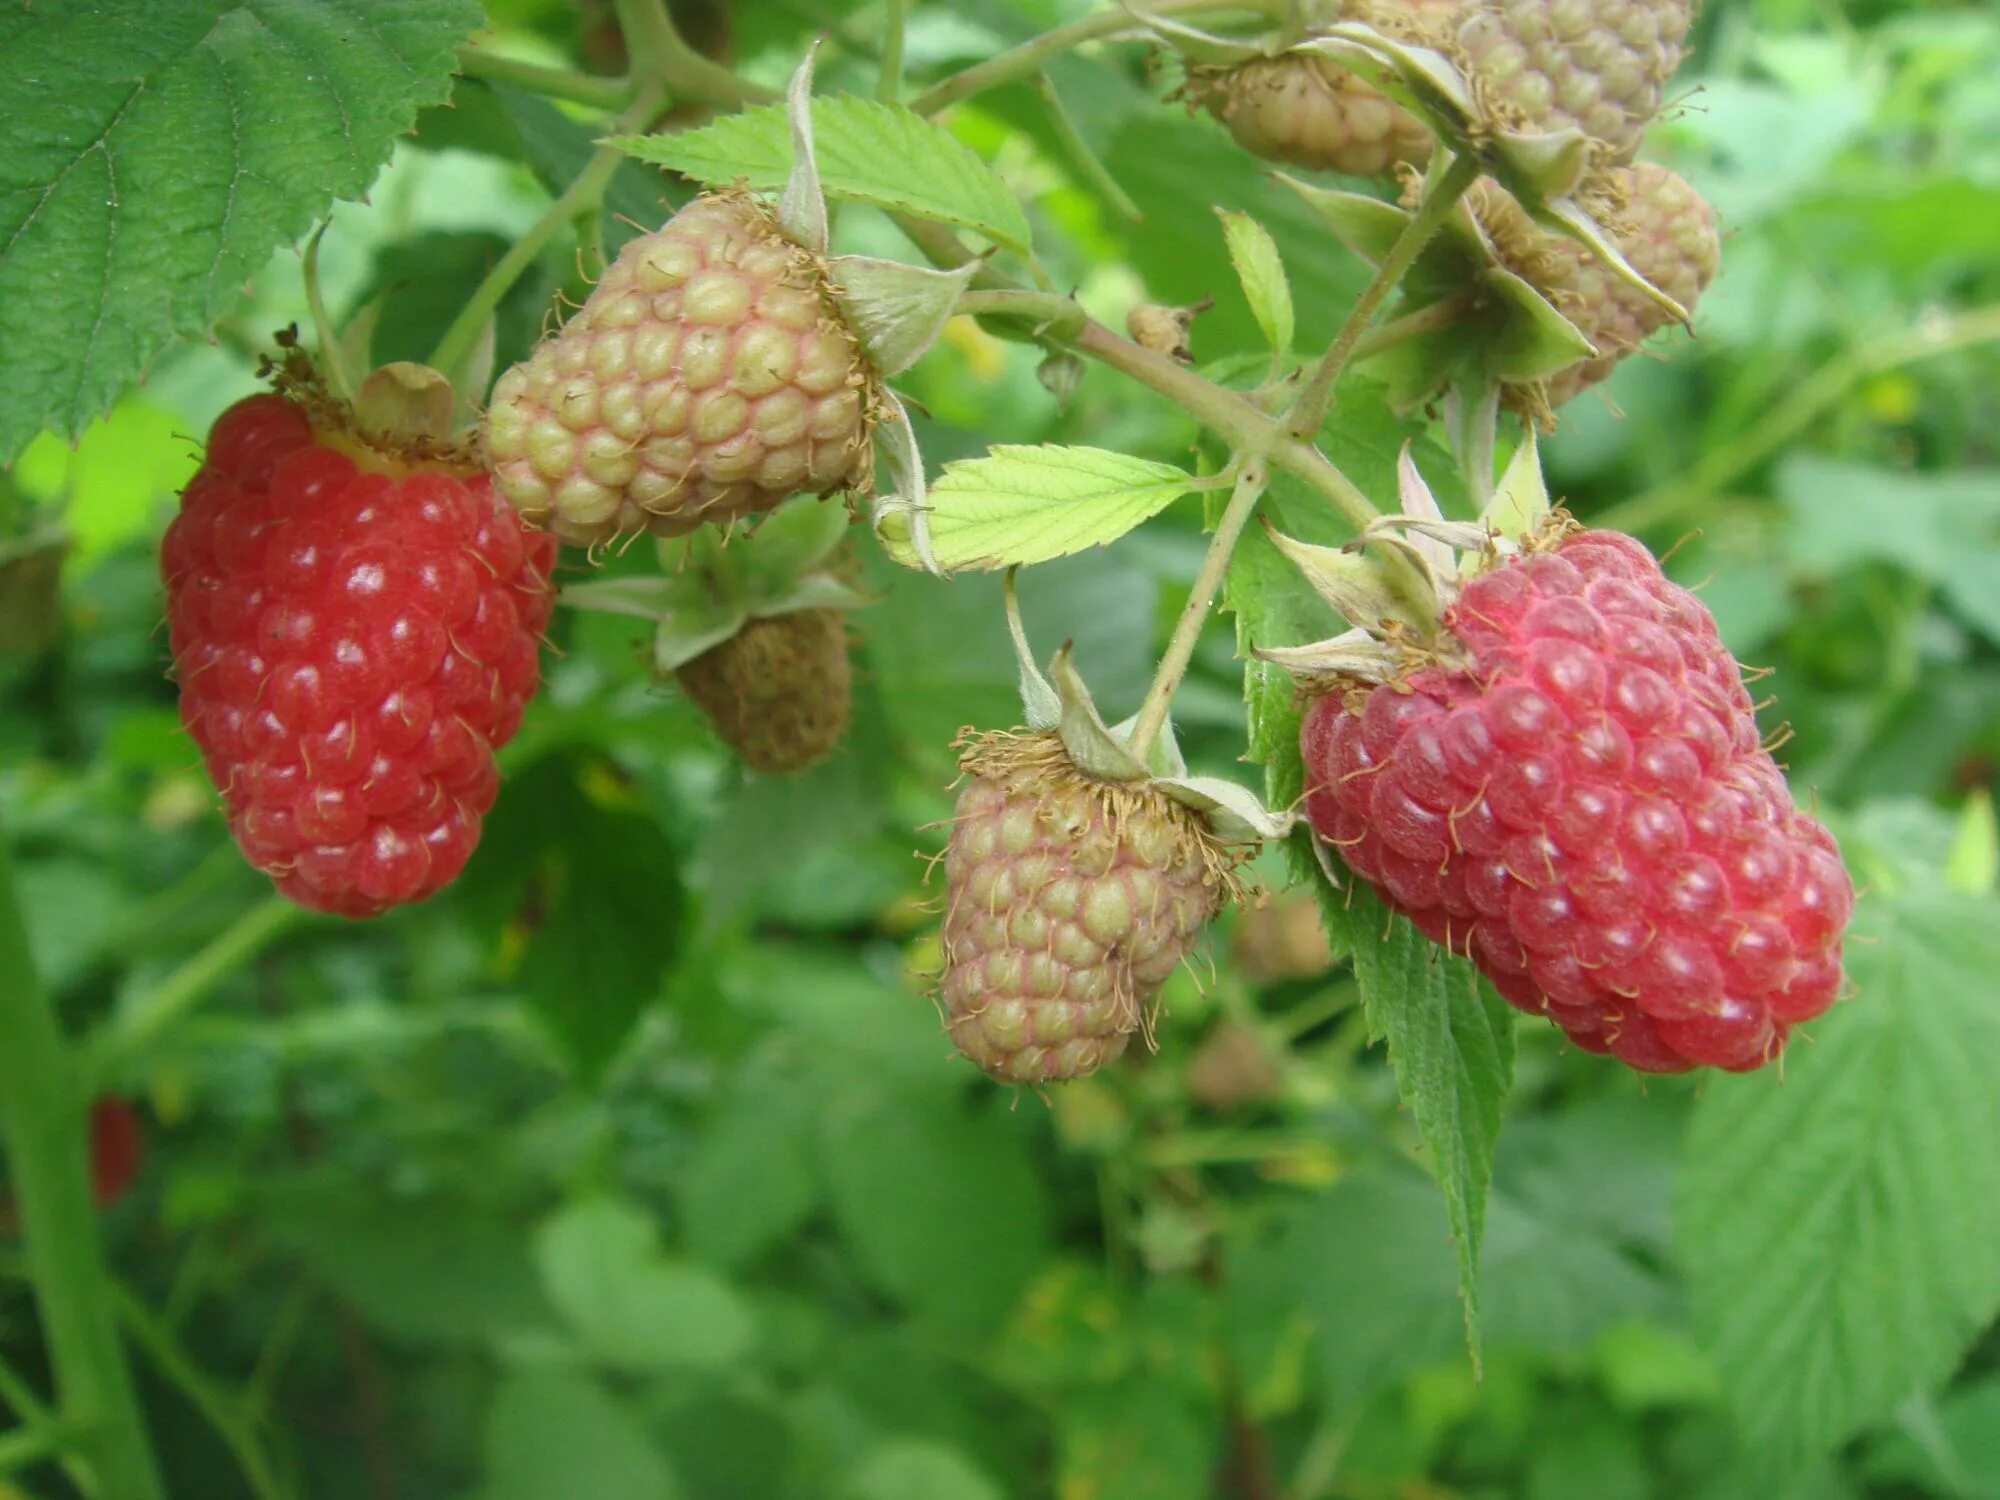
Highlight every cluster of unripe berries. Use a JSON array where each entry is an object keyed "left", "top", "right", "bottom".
[{"left": 156, "top": 0, "right": 1848, "bottom": 1086}]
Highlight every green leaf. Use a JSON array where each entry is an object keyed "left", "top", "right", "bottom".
[
  {"left": 259, "top": 1195, "right": 555, "bottom": 1349},
  {"left": 1227, "top": 1166, "right": 1666, "bottom": 1414},
  {"left": 465, "top": 757, "right": 687, "bottom": 1078},
  {"left": 822, "top": 1093, "right": 1050, "bottom": 1335},
  {"left": 0, "top": 0, "right": 482, "bottom": 461},
  {"left": 877, "top": 446, "right": 1197, "bottom": 573},
  {"left": 609, "top": 95, "right": 1033, "bottom": 257},
  {"left": 1776, "top": 455, "right": 2000, "bottom": 646},
  {"left": 844, "top": 1441, "right": 1007, "bottom": 1500},
  {"left": 483, "top": 1369, "right": 680, "bottom": 1500},
  {"left": 677, "top": 1055, "right": 824, "bottom": 1270},
  {"left": 1314, "top": 873, "right": 1516, "bottom": 1371},
  {"left": 1217, "top": 210, "right": 1294, "bottom": 354},
  {"left": 1675, "top": 888, "right": 2000, "bottom": 1469},
  {"left": 534, "top": 1197, "right": 757, "bottom": 1373}
]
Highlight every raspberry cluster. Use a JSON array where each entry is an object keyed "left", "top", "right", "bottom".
[
  {"left": 164, "top": 394, "right": 555, "bottom": 916},
  {"left": 485, "top": 194, "right": 876, "bottom": 547},
  {"left": 1302, "top": 528, "right": 1851, "bottom": 1072}
]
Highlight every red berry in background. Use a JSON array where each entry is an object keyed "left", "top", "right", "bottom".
[
  {"left": 163, "top": 364, "right": 556, "bottom": 917},
  {"left": 89, "top": 1097, "right": 143, "bottom": 1209},
  {"left": 1301, "top": 527, "right": 1854, "bottom": 1073}
]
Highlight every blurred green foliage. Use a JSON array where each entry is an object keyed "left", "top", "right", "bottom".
[{"left": 4, "top": 1, "right": 2000, "bottom": 1498}]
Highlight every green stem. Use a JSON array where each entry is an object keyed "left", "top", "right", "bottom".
[
  {"left": 0, "top": 1417, "right": 74, "bottom": 1475},
  {"left": 0, "top": 818, "right": 164, "bottom": 1500},
  {"left": 1346, "top": 292, "right": 1476, "bottom": 364},
  {"left": 87, "top": 896, "right": 303, "bottom": 1086},
  {"left": 113, "top": 1282, "right": 289, "bottom": 1500},
  {"left": 878, "top": 0, "right": 908, "bottom": 101},
  {"left": 911, "top": 0, "right": 1282, "bottom": 116},
  {"left": 958, "top": 288, "right": 1088, "bottom": 340},
  {"left": 455, "top": 46, "right": 633, "bottom": 110},
  {"left": 1036, "top": 74, "right": 1142, "bottom": 222},
  {"left": 1128, "top": 461, "right": 1268, "bottom": 760},
  {"left": 1286, "top": 151, "right": 1481, "bottom": 439},
  {"left": 426, "top": 81, "right": 666, "bottom": 379},
  {"left": 613, "top": 0, "right": 777, "bottom": 108},
  {"left": 1594, "top": 301, "right": 2000, "bottom": 535}
]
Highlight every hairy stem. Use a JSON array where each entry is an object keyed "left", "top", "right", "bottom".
[
  {"left": 454, "top": 46, "right": 633, "bottom": 110},
  {"left": 0, "top": 817, "right": 165, "bottom": 1500},
  {"left": 911, "top": 0, "right": 1282, "bottom": 116},
  {"left": 426, "top": 82, "right": 666, "bottom": 380},
  {"left": 87, "top": 896, "right": 304, "bottom": 1086},
  {"left": 958, "top": 288, "right": 1088, "bottom": 340},
  {"left": 1128, "top": 461, "right": 1269, "bottom": 760},
  {"left": 1286, "top": 151, "right": 1481, "bottom": 438},
  {"left": 613, "top": 0, "right": 777, "bottom": 108}
]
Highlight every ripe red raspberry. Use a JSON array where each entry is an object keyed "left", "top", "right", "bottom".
[
  {"left": 940, "top": 732, "right": 1234, "bottom": 1084},
  {"left": 484, "top": 194, "right": 879, "bottom": 547},
  {"left": 88, "top": 1097, "right": 143, "bottom": 1209},
  {"left": 163, "top": 388, "right": 556, "bottom": 917},
  {"left": 1300, "top": 527, "right": 1852, "bottom": 1073}
]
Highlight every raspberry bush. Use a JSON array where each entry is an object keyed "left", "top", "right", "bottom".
[{"left": 2, "top": 2, "right": 1997, "bottom": 1498}]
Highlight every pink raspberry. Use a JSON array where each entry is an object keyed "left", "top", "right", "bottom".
[
  {"left": 163, "top": 390, "right": 556, "bottom": 917},
  {"left": 1300, "top": 527, "right": 1853, "bottom": 1072}
]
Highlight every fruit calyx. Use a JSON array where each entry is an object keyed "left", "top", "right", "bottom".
[{"left": 263, "top": 327, "right": 478, "bottom": 476}]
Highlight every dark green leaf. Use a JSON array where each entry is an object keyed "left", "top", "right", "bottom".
[{"left": 0, "top": 0, "right": 481, "bottom": 459}]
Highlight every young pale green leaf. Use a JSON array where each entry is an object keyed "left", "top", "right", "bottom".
[
  {"left": 1676, "top": 889, "right": 2000, "bottom": 1470},
  {"left": 1312, "top": 867, "right": 1516, "bottom": 1373},
  {"left": 0, "top": 0, "right": 482, "bottom": 463},
  {"left": 1217, "top": 210, "right": 1295, "bottom": 354},
  {"left": 610, "top": 95, "right": 1033, "bottom": 257},
  {"left": 877, "top": 447, "right": 1197, "bottom": 574}
]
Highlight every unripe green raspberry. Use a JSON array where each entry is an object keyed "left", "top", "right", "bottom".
[
  {"left": 485, "top": 194, "right": 878, "bottom": 547},
  {"left": 674, "top": 608, "right": 852, "bottom": 774},
  {"left": 1453, "top": 0, "right": 1693, "bottom": 161},
  {"left": 939, "top": 733, "right": 1235, "bottom": 1085},
  {"left": 1194, "top": 53, "right": 1433, "bottom": 177},
  {"left": 1473, "top": 161, "right": 1718, "bottom": 408}
]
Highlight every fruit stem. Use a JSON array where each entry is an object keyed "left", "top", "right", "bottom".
[
  {"left": 86, "top": 895, "right": 304, "bottom": 1087},
  {"left": 1285, "top": 150, "right": 1482, "bottom": 440},
  {"left": 958, "top": 289, "right": 1089, "bottom": 341},
  {"left": 1128, "top": 460, "right": 1268, "bottom": 761},
  {"left": 1036, "top": 74, "right": 1143, "bottom": 222},
  {"left": 614, "top": 0, "right": 778, "bottom": 109},
  {"left": 454, "top": 46, "right": 634, "bottom": 110},
  {"left": 426, "top": 80, "right": 667, "bottom": 382},
  {"left": 0, "top": 813, "right": 166, "bottom": 1500},
  {"left": 910, "top": 0, "right": 1285, "bottom": 116},
  {"left": 878, "top": 0, "right": 908, "bottom": 100}
]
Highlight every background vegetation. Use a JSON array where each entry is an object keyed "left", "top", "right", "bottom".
[{"left": 3, "top": 1, "right": 2000, "bottom": 1497}]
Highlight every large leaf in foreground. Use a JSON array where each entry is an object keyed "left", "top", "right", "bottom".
[
  {"left": 0, "top": 0, "right": 480, "bottom": 460},
  {"left": 1676, "top": 888, "right": 2000, "bottom": 1469}
]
